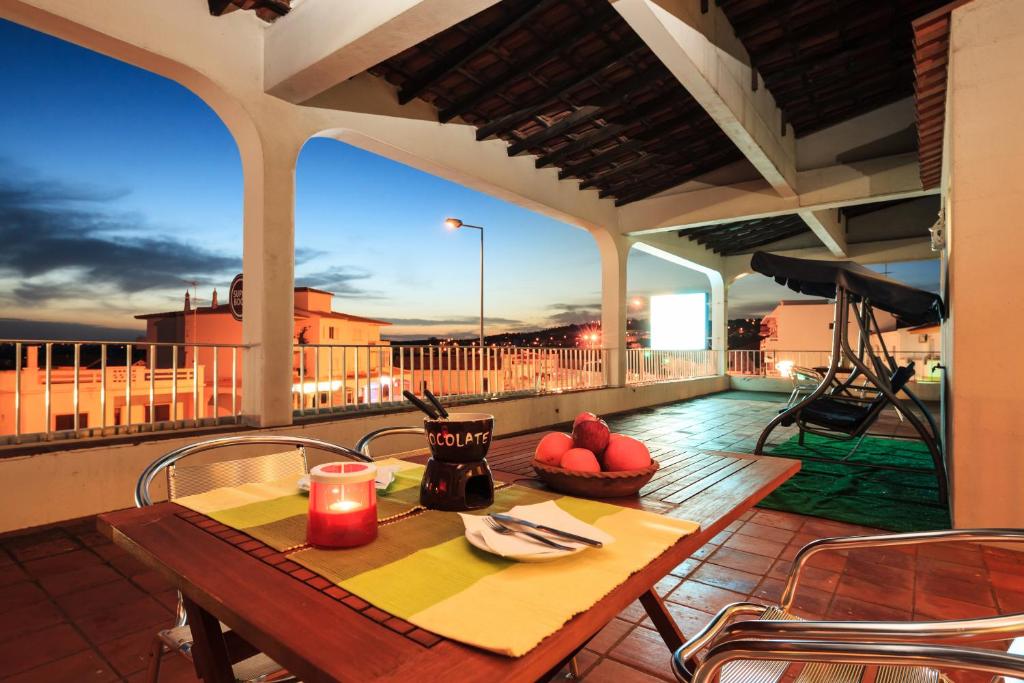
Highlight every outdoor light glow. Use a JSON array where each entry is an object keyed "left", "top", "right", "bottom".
[
  {"left": 776, "top": 360, "right": 795, "bottom": 378},
  {"left": 444, "top": 217, "right": 462, "bottom": 230},
  {"left": 650, "top": 293, "right": 707, "bottom": 350}
]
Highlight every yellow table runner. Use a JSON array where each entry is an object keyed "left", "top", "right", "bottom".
[{"left": 176, "top": 460, "right": 699, "bottom": 656}]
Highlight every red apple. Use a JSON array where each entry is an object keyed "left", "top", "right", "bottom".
[
  {"left": 603, "top": 435, "right": 652, "bottom": 472},
  {"left": 573, "top": 418, "right": 611, "bottom": 456},
  {"left": 535, "top": 432, "right": 574, "bottom": 466},
  {"left": 572, "top": 411, "right": 600, "bottom": 429},
  {"left": 560, "top": 448, "right": 601, "bottom": 473}
]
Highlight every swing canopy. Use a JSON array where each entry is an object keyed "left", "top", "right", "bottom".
[{"left": 751, "top": 251, "right": 944, "bottom": 326}]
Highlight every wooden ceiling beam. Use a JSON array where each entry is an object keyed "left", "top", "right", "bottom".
[
  {"left": 397, "top": 0, "right": 551, "bottom": 105},
  {"left": 464, "top": 39, "right": 646, "bottom": 136},
  {"left": 439, "top": 7, "right": 627, "bottom": 124}
]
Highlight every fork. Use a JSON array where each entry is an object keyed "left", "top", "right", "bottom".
[{"left": 484, "top": 517, "right": 574, "bottom": 551}]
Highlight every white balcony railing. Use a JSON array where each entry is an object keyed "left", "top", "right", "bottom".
[
  {"left": 626, "top": 348, "right": 720, "bottom": 385},
  {"left": 728, "top": 349, "right": 943, "bottom": 381},
  {"left": 292, "top": 344, "right": 608, "bottom": 415},
  {"left": 0, "top": 340, "right": 246, "bottom": 444}
]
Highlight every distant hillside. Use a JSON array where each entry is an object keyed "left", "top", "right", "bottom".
[{"left": 0, "top": 318, "right": 144, "bottom": 342}]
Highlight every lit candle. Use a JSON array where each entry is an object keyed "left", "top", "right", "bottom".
[{"left": 307, "top": 462, "right": 378, "bottom": 548}]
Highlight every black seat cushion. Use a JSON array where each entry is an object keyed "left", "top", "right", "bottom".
[{"left": 801, "top": 397, "right": 873, "bottom": 430}]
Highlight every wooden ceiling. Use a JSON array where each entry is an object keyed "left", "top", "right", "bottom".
[
  {"left": 369, "top": 0, "right": 745, "bottom": 206},
  {"left": 677, "top": 214, "right": 810, "bottom": 255},
  {"left": 207, "top": 0, "right": 290, "bottom": 22},
  {"left": 718, "top": 0, "right": 952, "bottom": 137},
  {"left": 913, "top": 1, "right": 973, "bottom": 190}
]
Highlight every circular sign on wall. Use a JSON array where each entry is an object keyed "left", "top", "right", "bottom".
[{"left": 229, "top": 274, "right": 243, "bottom": 321}]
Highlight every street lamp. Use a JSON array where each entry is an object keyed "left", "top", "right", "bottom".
[{"left": 444, "top": 218, "right": 485, "bottom": 351}]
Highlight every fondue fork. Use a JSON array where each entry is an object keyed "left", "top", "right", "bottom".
[
  {"left": 485, "top": 517, "right": 574, "bottom": 551},
  {"left": 423, "top": 388, "right": 450, "bottom": 419}
]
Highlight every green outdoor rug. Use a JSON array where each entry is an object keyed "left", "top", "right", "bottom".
[{"left": 757, "top": 434, "right": 950, "bottom": 532}]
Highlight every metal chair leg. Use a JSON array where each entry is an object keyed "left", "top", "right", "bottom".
[
  {"left": 567, "top": 655, "right": 581, "bottom": 679},
  {"left": 146, "top": 635, "right": 165, "bottom": 683}
]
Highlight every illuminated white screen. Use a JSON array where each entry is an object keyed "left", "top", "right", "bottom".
[{"left": 650, "top": 293, "right": 707, "bottom": 350}]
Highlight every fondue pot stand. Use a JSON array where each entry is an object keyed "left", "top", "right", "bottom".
[
  {"left": 421, "top": 413, "right": 495, "bottom": 511},
  {"left": 352, "top": 414, "right": 495, "bottom": 512}
]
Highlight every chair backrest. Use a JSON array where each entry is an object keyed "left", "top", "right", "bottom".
[
  {"left": 167, "top": 447, "right": 307, "bottom": 500},
  {"left": 791, "top": 366, "right": 823, "bottom": 390},
  {"left": 135, "top": 435, "right": 372, "bottom": 507}
]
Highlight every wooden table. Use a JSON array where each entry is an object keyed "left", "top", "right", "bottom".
[{"left": 98, "top": 449, "right": 798, "bottom": 683}]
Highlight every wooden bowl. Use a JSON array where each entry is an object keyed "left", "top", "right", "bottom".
[{"left": 531, "top": 459, "right": 660, "bottom": 498}]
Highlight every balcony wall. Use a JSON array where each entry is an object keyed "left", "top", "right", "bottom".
[{"left": 0, "top": 375, "right": 728, "bottom": 533}]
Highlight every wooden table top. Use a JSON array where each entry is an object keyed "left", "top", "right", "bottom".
[{"left": 98, "top": 447, "right": 798, "bottom": 683}]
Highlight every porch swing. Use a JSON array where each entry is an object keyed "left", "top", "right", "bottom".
[{"left": 750, "top": 251, "right": 949, "bottom": 502}]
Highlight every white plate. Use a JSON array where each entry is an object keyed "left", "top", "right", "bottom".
[
  {"left": 297, "top": 466, "right": 397, "bottom": 494},
  {"left": 464, "top": 525, "right": 587, "bottom": 562}
]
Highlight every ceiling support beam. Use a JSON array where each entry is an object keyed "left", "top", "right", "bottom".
[
  {"left": 798, "top": 208, "right": 848, "bottom": 257},
  {"left": 611, "top": 0, "right": 797, "bottom": 197},
  {"left": 264, "top": 0, "right": 500, "bottom": 103},
  {"left": 620, "top": 153, "right": 934, "bottom": 234}
]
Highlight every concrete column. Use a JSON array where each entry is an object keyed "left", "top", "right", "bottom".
[
  {"left": 240, "top": 129, "right": 305, "bottom": 427},
  {"left": 710, "top": 272, "right": 728, "bottom": 374},
  {"left": 944, "top": 0, "right": 1024, "bottom": 527},
  {"left": 595, "top": 230, "right": 630, "bottom": 387}
]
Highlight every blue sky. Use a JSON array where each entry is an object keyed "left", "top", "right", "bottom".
[{"left": 0, "top": 18, "right": 936, "bottom": 340}]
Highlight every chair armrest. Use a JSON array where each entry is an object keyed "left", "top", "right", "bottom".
[
  {"left": 782, "top": 529, "right": 1024, "bottom": 610},
  {"left": 673, "top": 602, "right": 769, "bottom": 675},
  {"left": 684, "top": 639, "right": 1024, "bottom": 683},
  {"left": 716, "top": 613, "right": 1024, "bottom": 646},
  {"left": 354, "top": 427, "right": 426, "bottom": 458}
]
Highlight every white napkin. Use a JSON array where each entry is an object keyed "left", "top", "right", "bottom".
[
  {"left": 297, "top": 465, "right": 397, "bottom": 493},
  {"left": 460, "top": 501, "right": 614, "bottom": 560}
]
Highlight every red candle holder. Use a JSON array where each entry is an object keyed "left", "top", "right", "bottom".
[{"left": 307, "top": 461, "right": 378, "bottom": 548}]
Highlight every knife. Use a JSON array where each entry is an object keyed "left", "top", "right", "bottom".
[{"left": 491, "top": 513, "right": 603, "bottom": 548}]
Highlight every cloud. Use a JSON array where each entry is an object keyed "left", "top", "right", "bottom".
[
  {"left": 545, "top": 302, "right": 601, "bottom": 326},
  {"left": 0, "top": 170, "right": 240, "bottom": 301},
  {"left": 384, "top": 316, "right": 525, "bottom": 326},
  {"left": 0, "top": 317, "right": 143, "bottom": 341},
  {"left": 295, "top": 266, "right": 382, "bottom": 299}
]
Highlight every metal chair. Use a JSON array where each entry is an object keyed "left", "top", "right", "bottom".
[
  {"left": 672, "top": 530, "right": 1024, "bottom": 683},
  {"left": 787, "top": 366, "right": 824, "bottom": 407},
  {"left": 136, "top": 435, "right": 373, "bottom": 683}
]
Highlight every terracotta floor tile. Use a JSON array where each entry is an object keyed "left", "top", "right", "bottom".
[
  {"left": 586, "top": 617, "right": 634, "bottom": 654},
  {"left": 690, "top": 563, "right": 761, "bottom": 594},
  {"left": 918, "top": 543, "right": 985, "bottom": 568},
  {"left": 582, "top": 656, "right": 671, "bottom": 682},
  {"left": 0, "top": 563, "right": 29, "bottom": 587},
  {"left": 995, "top": 588, "right": 1024, "bottom": 613},
  {"left": 915, "top": 571, "right": 995, "bottom": 607},
  {"left": 654, "top": 574, "right": 681, "bottom": 598},
  {"left": 4, "top": 534, "right": 82, "bottom": 563},
  {"left": 788, "top": 586, "right": 834, "bottom": 619},
  {"left": 555, "top": 648, "right": 599, "bottom": 679},
  {"left": 749, "top": 510, "right": 804, "bottom": 531},
  {"left": 22, "top": 549, "right": 102, "bottom": 578},
  {"left": 54, "top": 578, "right": 146, "bottom": 619},
  {"left": 914, "top": 591, "right": 1000, "bottom": 621},
  {"left": 2, "top": 649, "right": 118, "bottom": 683},
  {"left": 667, "top": 579, "right": 747, "bottom": 614},
  {"left": 988, "top": 570, "right": 1024, "bottom": 595},
  {"left": 606, "top": 624, "right": 676, "bottom": 679},
  {"left": 641, "top": 602, "right": 713, "bottom": 635},
  {"left": 768, "top": 558, "right": 794, "bottom": 581},
  {"left": 689, "top": 543, "right": 718, "bottom": 561},
  {"left": 752, "top": 577, "right": 784, "bottom": 603},
  {"left": 97, "top": 628, "right": 162, "bottom": 676},
  {"left": 125, "top": 651, "right": 200, "bottom": 683},
  {"left": 709, "top": 530, "right": 732, "bottom": 545},
  {"left": 735, "top": 521, "right": 796, "bottom": 545},
  {"left": 845, "top": 556, "right": 914, "bottom": 592},
  {"left": 130, "top": 569, "right": 173, "bottom": 594},
  {"left": 617, "top": 600, "right": 649, "bottom": 624},
  {"left": 827, "top": 594, "right": 911, "bottom": 622},
  {"left": 796, "top": 565, "right": 840, "bottom": 594},
  {"left": 721, "top": 533, "right": 786, "bottom": 559},
  {"left": 0, "top": 599, "right": 66, "bottom": 641},
  {"left": 917, "top": 555, "right": 987, "bottom": 583},
  {"left": 836, "top": 573, "right": 914, "bottom": 612},
  {"left": 71, "top": 595, "right": 170, "bottom": 645},
  {"left": 0, "top": 622, "right": 91, "bottom": 677},
  {"left": 707, "top": 546, "right": 775, "bottom": 575},
  {"left": 37, "top": 563, "right": 122, "bottom": 597},
  {"left": 0, "top": 580, "right": 50, "bottom": 613},
  {"left": 668, "top": 557, "right": 700, "bottom": 579}
]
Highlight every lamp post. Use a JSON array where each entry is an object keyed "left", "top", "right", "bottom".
[{"left": 444, "top": 218, "right": 485, "bottom": 351}]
